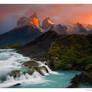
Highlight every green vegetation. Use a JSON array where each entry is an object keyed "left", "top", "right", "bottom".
[
  {"left": 47, "top": 35, "right": 92, "bottom": 71},
  {"left": 0, "top": 44, "right": 21, "bottom": 49}
]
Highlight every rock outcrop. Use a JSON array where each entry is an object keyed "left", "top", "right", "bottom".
[
  {"left": 68, "top": 23, "right": 87, "bottom": 34},
  {"left": 68, "top": 72, "right": 92, "bottom": 88},
  {"left": 53, "top": 24, "right": 67, "bottom": 34},
  {"left": 42, "top": 17, "right": 54, "bottom": 31},
  {"left": 8, "top": 70, "right": 21, "bottom": 78},
  {"left": 17, "top": 13, "right": 40, "bottom": 28},
  {"left": 23, "top": 60, "right": 39, "bottom": 68},
  {"left": 23, "top": 60, "right": 49, "bottom": 76},
  {"left": 29, "top": 13, "right": 40, "bottom": 28}
]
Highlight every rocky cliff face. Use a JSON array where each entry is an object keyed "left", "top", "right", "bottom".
[
  {"left": 42, "top": 17, "right": 54, "bottom": 31},
  {"left": 53, "top": 24, "right": 67, "bottom": 34},
  {"left": 29, "top": 13, "right": 40, "bottom": 28},
  {"left": 17, "top": 13, "right": 40, "bottom": 28},
  {"left": 42, "top": 17, "right": 68, "bottom": 34}
]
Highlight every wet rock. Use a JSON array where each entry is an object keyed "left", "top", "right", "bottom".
[
  {"left": 30, "top": 67, "right": 35, "bottom": 74},
  {"left": 41, "top": 66, "right": 49, "bottom": 73},
  {"left": 34, "top": 67, "right": 44, "bottom": 76},
  {"left": 23, "top": 61, "right": 49, "bottom": 76},
  {"left": 30, "top": 66, "right": 49, "bottom": 76},
  {"left": 23, "top": 60, "right": 39, "bottom": 68},
  {"left": 9, "top": 70, "right": 21, "bottom": 78}
]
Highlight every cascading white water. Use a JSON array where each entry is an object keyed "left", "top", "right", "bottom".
[
  {"left": 37, "top": 61, "right": 59, "bottom": 75},
  {"left": 0, "top": 49, "right": 58, "bottom": 88},
  {"left": 0, "top": 49, "right": 30, "bottom": 77},
  {"left": 0, "top": 71, "right": 49, "bottom": 88}
]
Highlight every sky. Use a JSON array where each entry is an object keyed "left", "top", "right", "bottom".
[{"left": 0, "top": 4, "right": 92, "bottom": 34}]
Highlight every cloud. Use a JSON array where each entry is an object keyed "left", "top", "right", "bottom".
[{"left": 0, "top": 4, "right": 92, "bottom": 34}]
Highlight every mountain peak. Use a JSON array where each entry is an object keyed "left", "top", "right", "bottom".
[
  {"left": 46, "top": 17, "right": 54, "bottom": 25},
  {"left": 42, "top": 17, "right": 54, "bottom": 30},
  {"left": 29, "top": 13, "right": 40, "bottom": 28},
  {"left": 43, "top": 17, "right": 54, "bottom": 25}
]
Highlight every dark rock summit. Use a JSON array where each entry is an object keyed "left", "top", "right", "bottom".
[
  {"left": 53, "top": 24, "right": 67, "bottom": 34},
  {"left": 17, "top": 12, "right": 40, "bottom": 28},
  {"left": 68, "top": 23, "right": 88, "bottom": 34},
  {"left": 42, "top": 17, "right": 54, "bottom": 31}
]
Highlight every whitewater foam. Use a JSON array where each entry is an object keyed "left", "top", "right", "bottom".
[
  {"left": 0, "top": 71, "right": 50, "bottom": 88},
  {"left": 0, "top": 49, "right": 59, "bottom": 88},
  {"left": 0, "top": 49, "right": 30, "bottom": 75},
  {"left": 37, "top": 61, "right": 59, "bottom": 75}
]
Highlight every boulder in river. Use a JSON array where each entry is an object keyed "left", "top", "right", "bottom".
[
  {"left": 8, "top": 70, "right": 21, "bottom": 78},
  {"left": 23, "top": 60, "right": 39, "bottom": 68},
  {"left": 23, "top": 60, "right": 49, "bottom": 76},
  {"left": 8, "top": 70, "right": 27, "bottom": 78}
]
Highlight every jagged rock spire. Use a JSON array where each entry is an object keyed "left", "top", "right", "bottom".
[
  {"left": 42, "top": 17, "right": 54, "bottom": 30},
  {"left": 29, "top": 12, "right": 40, "bottom": 27}
]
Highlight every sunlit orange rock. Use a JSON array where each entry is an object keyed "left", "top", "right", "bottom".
[
  {"left": 47, "top": 17, "right": 54, "bottom": 25},
  {"left": 32, "top": 16, "right": 39, "bottom": 27},
  {"left": 29, "top": 13, "right": 39, "bottom": 27},
  {"left": 42, "top": 17, "right": 54, "bottom": 30}
]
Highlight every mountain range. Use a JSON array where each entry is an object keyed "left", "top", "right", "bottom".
[{"left": 0, "top": 13, "right": 92, "bottom": 47}]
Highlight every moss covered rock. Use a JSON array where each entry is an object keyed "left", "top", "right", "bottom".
[
  {"left": 23, "top": 60, "right": 39, "bottom": 68},
  {"left": 23, "top": 61, "right": 49, "bottom": 76},
  {"left": 9, "top": 70, "right": 21, "bottom": 78}
]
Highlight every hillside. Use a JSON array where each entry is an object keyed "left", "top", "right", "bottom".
[
  {"left": 0, "top": 25, "right": 42, "bottom": 46},
  {"left": 17, "top": 30, "right": 58, "bottom": 60},
  {"left": 47, "top": 34, "right": 92, "bottom": 71},
  {"left": 18, "top": 31, "right": 92, "bottom": 71}
]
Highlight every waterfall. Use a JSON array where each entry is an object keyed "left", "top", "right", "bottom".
[
  {"left": 37, "top": 61, "right": 59, "bottom": 75},
  {"left": 0, "top": 49, "right": 58, "bottom": 88}
]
